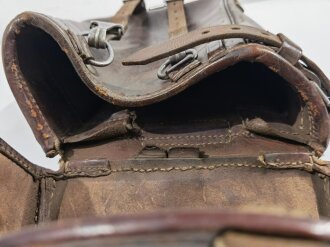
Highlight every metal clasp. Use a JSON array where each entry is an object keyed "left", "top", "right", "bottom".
[
  {"left": 82, "top": 21, "right": 124, "bottom": 67},
  {"left": 157, "top": 49, "right": 198, "bottom": 80}
]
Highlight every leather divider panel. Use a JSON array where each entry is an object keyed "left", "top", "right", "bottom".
[
  {"left": 0, "top": 154, "right": 39, "bottom": 234},
  {"left": 57, "top": 165, "right": 319, "bottom": 220}
]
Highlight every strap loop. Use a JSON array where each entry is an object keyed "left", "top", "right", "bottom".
[
  {"left": 157, "top": 49, "right": 198, "bottom": 80},
  {"left": 82, "top": 21, "right": 124, "bottom": 67},
  {"left": 277, "top": 33, "right": 302, "bottom": 65}
]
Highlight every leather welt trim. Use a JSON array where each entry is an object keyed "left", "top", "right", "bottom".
[
  {"left": 53, "top": 154, "right": 330, "bottom": 180},
  {"left": 3, "top": 12, "right": 62, "bottom": 157},
  {"left": 59, "top": 159, "right": 112, "bottom": 179},
  {"left": 260, "top": 153, "right": 330, "bottom": 177},
  {"left": 0, "top": 138, "right": 43, "bottom": 180}
]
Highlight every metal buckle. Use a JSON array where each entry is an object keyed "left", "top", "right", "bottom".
[
  {"left": 82, "top": 21, "right": 124, "bottom": 67},
  {"left": 157, "top": 49, "right": 198, "bottom": 80}
]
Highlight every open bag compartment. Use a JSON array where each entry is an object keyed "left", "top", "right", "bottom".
[{"left": 4, "top": 15, "right": 328, "bottom": 160}]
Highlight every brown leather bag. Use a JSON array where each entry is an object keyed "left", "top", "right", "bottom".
[{"left": 1, "top": 0, "right": 330, "bottom": 242}]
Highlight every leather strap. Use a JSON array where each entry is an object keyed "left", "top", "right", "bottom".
[
  {"left": 167, "top": 0, "right": 188, "bottom": 38},
  {"left": 110, "top": 0, "right": 143, "bottom": 31},
  {"left": 123, "top": 25, "right": 282, "bottom": 65}
]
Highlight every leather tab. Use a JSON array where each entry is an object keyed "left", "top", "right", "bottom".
[
  {"left": 64, "top": 159, "right": 111, "bottom": 178},
  {"left": 261, "top": 153, "right": 313, "bottom": 172},
  {"left": 260, "top": 153, "right": 330, "bottom": 177},
  {"left": 167, "top": 0, "right": 188, "bottom": 38},
  {"left": 277, "top": 33, "right": 302, "bottom": 65},
  {"left": 245, "top": 118, "right": 325, "bottom": 154},
  {"left": 63, "top": 111, "right": 138, "bottom": 144}
]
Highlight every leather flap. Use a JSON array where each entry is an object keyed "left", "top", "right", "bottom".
[{"left": 2, "top": 0, "right": 329, "bottom": 158}]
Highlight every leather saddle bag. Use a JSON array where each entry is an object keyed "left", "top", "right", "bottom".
[{"left": 1, "top": 0, "right": 330, "bottom": 240}]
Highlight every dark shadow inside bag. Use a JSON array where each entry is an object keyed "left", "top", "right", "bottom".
[
  {"left": 16, "top": 26, "right": 302, "bottom": 142},
  {"left": 16, "top": 26, "right": 115, "bottom": 137},
  {"left": 135, "top": 62, "right": 300, "bottom": 134}
]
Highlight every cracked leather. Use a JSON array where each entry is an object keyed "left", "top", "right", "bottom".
[{"left": 1, "top": 0, "right": 330, "bottom": 245}]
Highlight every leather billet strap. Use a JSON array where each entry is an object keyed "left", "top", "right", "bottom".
[
  {"left": 166, "top": 0, "right": 188, "bottom": 38},
  {"left": 123, "top": 24, "right": 330, "bottom": 101},
  {"left": 110, "top": 0, "right": 144, "bottom": 31},
  {"left": 123, "top": 25, "right": 282, "bottom": 65}
]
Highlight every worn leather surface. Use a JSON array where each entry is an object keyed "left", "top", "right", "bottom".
[
  {"left": 1, "top": 211, "right": 330, "bottom": 247},
  {"left": 0, "top": 143, "right": 39, "bottom": 235},
  {"left": 3, "top": 0, "right": 329, "bottom": 156},
  {"left": 58, "top": 167, "right": 319, "bottom": 220},
  {"left": 1, "top": 0, "right": 330, "bottom": 243}
]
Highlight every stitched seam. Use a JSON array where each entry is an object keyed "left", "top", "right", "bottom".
[
  {"left": 278, "top": 130, "right": 301, "bottom": 136},
  {"left": 66, "top": 167, "right": 109, "bottom": 172},
  {"left": 65, "top": 170, "right": 109, "bottom": 176},
  {"left": 63, "top": 160, "right": 315, "bottom": 177},
  {"left": 268, "top": 161, "right": 306, "bottom": 165},
  {"left": 155, "top": 141, "right": 232, "bottom": 147},
  {"left": 141, "top": 131, "right": 252, "bottom": 146},
  {"left": 19, "top": 79, "right": 53, "bottom": 142},
  {"left": 11, "top": 62, "right": 56, "bottom": 149},
  {"left": 141, "top": 134, "right": 227, "bottom": 140},
  {"left": 111, "top": 163, "right": 264, "bottom": 172},
  {"left": 307, "top": 104, "right": 317, "bottom": 138},
  {"left": 66, "top": 163, "right": 263, "bottom": 176},
  {"left": 0, "top": 142, "right": 38, "bottom": 178},
  {"left": 35, "top": 180, "right": 42, "bottom": 224}
]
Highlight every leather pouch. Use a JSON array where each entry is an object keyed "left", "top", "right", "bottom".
[{"left": 2, "top": 0, "right": 330, "bottom": 234}]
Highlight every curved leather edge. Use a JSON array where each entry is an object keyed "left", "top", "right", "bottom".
[
  {"left": 2, "top": 12, "right": 329, "bottom": 156},
  {"left": 1, "top": 211, "right": 330, "bottom": 246},
  {"left": 2, "top": 13, "right": 61, "bottom": 156},
  {"left": 0, "top": 138, "right": 44, "bottom": 179}
]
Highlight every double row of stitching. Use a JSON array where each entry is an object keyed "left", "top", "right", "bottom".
[
  {"left": 141, "top": 134, "right": 227, "bottom": 141},
  {"left": 141, "top": 131, "right": 252, "bottom": 147}
]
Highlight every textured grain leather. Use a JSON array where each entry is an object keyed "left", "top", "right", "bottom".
[{"left": 1, "top": 0, "right": 330, "bottom": 244}]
